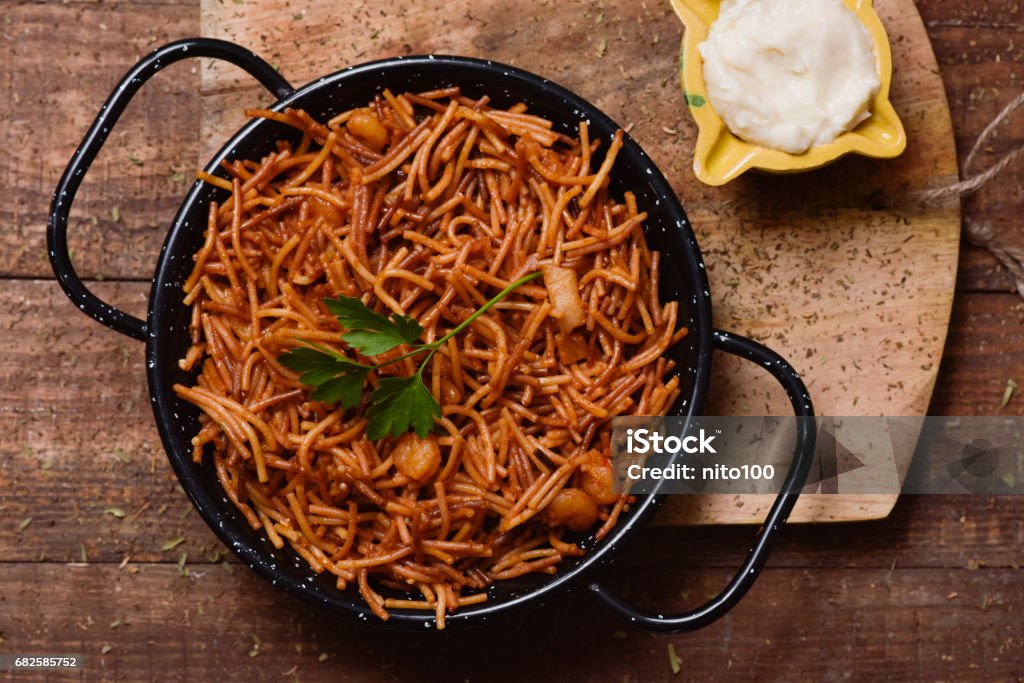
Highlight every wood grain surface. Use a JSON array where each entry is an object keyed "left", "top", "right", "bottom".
[
  {"left": 197, "top": 0, "right": 959, "bottom": 524},
  {"left": 2, "top": 0, "right": 1024, "bottom": 680}
]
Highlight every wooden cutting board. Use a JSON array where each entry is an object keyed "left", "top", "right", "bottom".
[{"left": 200, "top": 0, "right": 959, "bottom": 524}]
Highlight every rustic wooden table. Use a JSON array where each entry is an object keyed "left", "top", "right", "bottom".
[{"left": 1, "top": 1, "right": 1023, "bottom": 681}]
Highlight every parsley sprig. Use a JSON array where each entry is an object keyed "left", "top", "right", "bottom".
[{"left": 280, "top": 271, "right": 541, "bottom": 440}]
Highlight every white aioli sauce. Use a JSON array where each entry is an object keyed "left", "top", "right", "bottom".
[{"left": 699, "top": 0, "right": 881, "bottom": 154}]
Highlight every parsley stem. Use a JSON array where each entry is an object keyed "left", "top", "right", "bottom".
[
  {"left": 431, "top": 271, "right": 542, "bottom": 349},
  {"left": 375, "top": 271, "right": 542, "bottom": 368}
]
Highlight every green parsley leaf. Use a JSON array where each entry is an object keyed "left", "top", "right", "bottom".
[
  {"left": 311, "top": 369, "right": 371, "bottom": 407},
  {"left": 279, "top": 347, "right": 343, "bottom": 384},
  {"left": 366, "top": 375, "right": 441, "bottom": 440},
  {"left": 324, "top": 296, "right": 423, "bottom": 355},
  {"left": 342, "top": 327, "right": 418, "bottom": 356},
  {"left": 279, "top": 346, "right": 371, "bottom": 408}
]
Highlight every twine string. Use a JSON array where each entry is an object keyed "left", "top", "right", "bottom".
[
  {"left": 917, "top": 91, "right": 1024, "bottom": 204},
  {"left": 913, "top": 92, "right": 1024, "bottom": 298}
]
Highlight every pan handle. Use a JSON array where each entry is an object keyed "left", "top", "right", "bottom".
[
  {"left": 47, "top": 38, "right": 293, "bottom": 342},
  {"left": 586, "top": 329, "right": 815, "bottom": 632}
]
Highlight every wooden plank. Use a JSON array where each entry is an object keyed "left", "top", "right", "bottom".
[
  {"left": 917, "top": 0, "right": 1024, "bottom": 28},
  {"left": 959, "top": 246, "right": 1017, "bottom": 294},
  {"left": 928, "top": 25, "right": 1024, "bottom": 297},
  {"left": 932, "top": 291, "right": 1024, "bottom": 416},
  {"left": 0, "top": 563, "right": 1020, "bottom": 681},
  {"left": 0, "top": 280, "right": 224, "bottom": 565},
  {"left": 14, "top": 1, "right": 193, "bottom": 6},
  {"left": 930, "top": 27, "right": 1024, "bottom": 160},
  {"left": 2, "top": 281, "right": 1021, "bottom": 569},
  {"left": 0, "top": 3, "right": 199, "bottom": 280},
  {"left": 4, "top": 7, "right": 1022, "bottom": 296},
  {"left": 2, "top": 6, "right": 1021, "bottom": 298},
  {"left": 633, "top": 493, "right": 1024, "bottom": 570}
]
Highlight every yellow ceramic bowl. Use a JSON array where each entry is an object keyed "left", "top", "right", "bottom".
[{"left": 670, "top": 0, "right": 906, "bottom": 186}]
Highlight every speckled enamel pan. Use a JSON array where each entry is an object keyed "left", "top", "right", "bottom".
[{"left": 48, "top": 38, "right": 814, "bottom": 632}]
